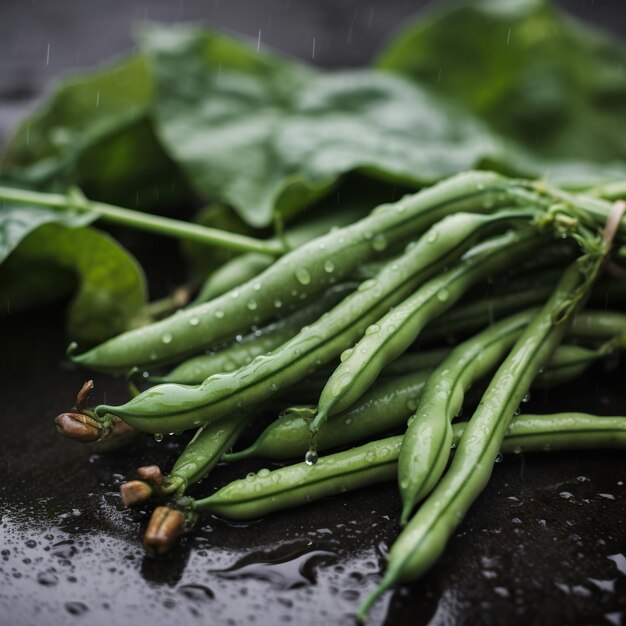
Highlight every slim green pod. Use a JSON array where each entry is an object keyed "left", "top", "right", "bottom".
[
  {"left": 358, "top": 261, "right": 596, "bottom": 619},
  {"left": 225, "top": 371, "right": 430, "bottom": 462},
  {"left": 70, "top": 171, "right": 527, "bottom": 372},
  {"left": 151, "top": 284, "right": 355, "bottom": 385},
  {"left": 312, "top": 227, "right": 543, "bottom": 432},
  {"left": 162, "top": 412, "right": 252, "bottom": 494},
  {"left": 398, "top": 310, "right": 537, "bottom": 522},
  {"left": 95, "top": 215, "right": 535, "bottom": 432},
  {"left": 192, "top": 413, "right": 626, "bottom": 520},
  {"left": 223, "top": 336, "right": 620, "bottom": 463}
]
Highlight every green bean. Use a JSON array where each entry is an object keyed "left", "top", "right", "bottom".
[
  {"left": 121, "top": 412, "right": 250, "bottom": 506},
  {"left": 191, "top": 413, "right": 626, "bottom": 521},
  {"left": 225, "top": 371, "right": 430, "bottom": 462},
  {"left": 192, "top": 201, "right": 368, "bottom": 305},
  {"left": 150, "top": 284, "right": 355, "bottom": 385},
  {"left": 358, "top": 260, "right": 596, "bottom": 620},
  {"left": 70, "top": 171, "right": 535, "bottom": 372},
  {"left": 311, "top": 226, "right": 544, "bottom": 434},
  {"left": 570, "top": 310, "right": 626, "bottom": 340},
  {"left": 424, "top": 283, "right": 626, "bottom": 344},
  {"left": 396, "top": 308, "right": 620, "bottom": 524},
  {"left": 533, "top": 340, "right": 620, "bottom": 388},
  {"left": 193, "top": 253, "right": 275, "bottom": 305},
  {"left": 94, "top": 214, "right": 539, "bottom": 433},
  {"left": 225, "top": 333, "right": 620, "bottom": 463}
]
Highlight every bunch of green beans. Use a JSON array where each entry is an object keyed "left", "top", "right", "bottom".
[{"left": 57, "top": 171, "right": 626, "bottom": 620}]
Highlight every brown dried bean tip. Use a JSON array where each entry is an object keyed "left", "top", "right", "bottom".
[
  {"left": 74, "top": 380, "right": 94, "bottom": 412},
  {"left": 120, "top": 480, "right": 153, "bottom": 507},
  {"left": 55, "top": 412, "right": 101, "bottom": 442},
  {"left": 143, "top": 507, "right": 185, "bottom": 555},
  {"left": 137, "top": 465, "right": 164, "bottom": 488}
]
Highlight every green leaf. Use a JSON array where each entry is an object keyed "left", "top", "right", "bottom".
[
  {"left": 0, "top": 224, "right": 147, "bottom": 344},
  {"left": 0, "top": 202, "right": 94, "bottom": 265},
  {"left": 141, "top": 25, "right": 518, "bottom": 227},
  {"left": 377, "top": 0, "right": 626, "bottom": 165},
  {"left": 1, "top": 54, "right": 191, "bottom": 210}
]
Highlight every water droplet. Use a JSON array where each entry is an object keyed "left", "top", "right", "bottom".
[
  {"left": 253, "top": 282, "right": 262, "bottom": 291},
  {"left": 372, "top": 234, "right": 387, "bottom": 251},
  {"left": 340, "top": 348, "right": 353, "bottom": 362},
  {"left": 494, "top": 453, "right": 503, "bottom": 463},
  {"left": 215, "top": 310, "right": 225, "bottom": 319},
  {"left": 154, "top": 433, "right": 164, "bottom": 443},
  {"left": 274, "top": 299, "right": 282, "bottom": 309},
  {"left": 437, "top": 288, "right": 449, "bottom": 302},
  {"left": 258, "top": 468, "right": 271, "bottom": 478},
  {"left": 521, "top": 391, "right": 531, "bottom": 403},
  {"left": 324, "top": 260, "right": 335, "bottom": 273},
  {"left": 295, "top": 268, "right": 311, "bottom": 285},
  {"left": 514, "top": 406, "right": 521, "bottom": 416},
  {"left": 247, "top": 299, "right": 257, "bottom": 311},
  {"left": 305, "top": 450, "right": 318, "bottom": 466},
  {"left": 427, "top": 230, "right": 439, "bottom": 243},
  {"left": 365, "top": 324, "right": 380, "bottom": 336},
  {"left": 189, "top": 317, "right": 199, "bottom": 326},
  {"left": 161, "top": 332, "right": 173, "bottom": 344}
]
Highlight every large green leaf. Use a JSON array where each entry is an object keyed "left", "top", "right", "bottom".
[
  {"left": 1, "top": 54, "right": 191, "bottom": 210},
  {"left": 0, "top": 224, "right": 147, "bottom": 344},
  {"left": 142, "top": 25, "right": 513, "bottom": 227},
  {"left": 377, "top": 0, "right": 626, "bottom": 164}
]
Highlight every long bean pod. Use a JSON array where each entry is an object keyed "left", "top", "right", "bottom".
[
  {"left": 192, "top": 413, "right": 626, "bottom": 520},
  {"left": 226, "top": 336, "right": 620, "bottom": 463},
  {"left": 94, "top": 218, "right": 541, "bottom": 433},
  {"left": 70, "top": 172, "right": 547, "bottom": 372},
  {"left": 120, "top": 412, "right": 251, "bottom": 506},
  {"left": 358, "top": 260, "right": 600, "bottom": 619},
  {"left": 149, "top": 284, "right": 355, "bottom": 385},
  {"left": 311, "top": 227, "right": 545, "bottom": 434}
]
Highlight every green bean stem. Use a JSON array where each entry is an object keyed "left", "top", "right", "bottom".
[
  {"left": 0, "top": 185, "right": 285, "bottom": 256},
  {"left": 192, "top": 413, "right": 626, "bottom": 520},
  {"left": 358, "top": 260, "right": 597, "bottom": 620}
]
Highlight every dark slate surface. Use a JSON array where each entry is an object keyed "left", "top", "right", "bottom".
[{"left": 0, "top": 2, "right": 625, "bottom": 625}]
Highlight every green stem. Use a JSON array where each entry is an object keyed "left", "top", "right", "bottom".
[{"left": 0, "top": 185, "right": 286, "bottom": 256}]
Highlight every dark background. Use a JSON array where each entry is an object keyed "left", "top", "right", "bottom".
[{"left": 1, "top": 2, "right": 625, "bottom": 626}]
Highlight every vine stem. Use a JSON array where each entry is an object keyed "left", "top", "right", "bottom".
[{"left": 0, "top": 185, "right": 287, "bottom": 256}]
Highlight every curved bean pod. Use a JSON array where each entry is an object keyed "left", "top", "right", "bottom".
[
  {"left": 192, "top": 413, "right": 626, "bottom": 520},
  {"left": 311, "top": 226, "right": 543, "bottom": 433},
  {"left": 94, "top": 215, "right": 536, "bottom": 432},
  {"left": 358, "top": 261, "right": 595, "bottom": 619},
  {"left": 70, "top": 171, "right": 529, "bottom": 372},
  {"left": 150, "top": 284, "right": 355, "bottom": 385}
]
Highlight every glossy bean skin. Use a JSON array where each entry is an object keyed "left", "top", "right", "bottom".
[
  {"left": 192, "top": 413, "right": 626, "bottom": 520},
  {"left": 224, "top": 334, "right": 619, "bottom": 463},
  {"left": 94, "top": 212, "right": 530, "bottom": 432},
  {"left": 398, "top": 310, "right": 536, "bottom": 522},
  {"left": 193, "top": 253, "right": 274, "bottom": 305},
  {"left": 192, "top": 201, "right": 367, "bottom": 305},
  {"left": 225, "top": 371, "right": 430, "bottom": 462},
  {"left": 312, "top": 227, "right": 543, "bottom": 432},
  {"left": 163, "top": 412, "right": 251, "bottom": 494},
  {"left": 358, "top": 262, "right": 592, "bottom": 619},
  {"left": 71, "top": 171, "right": 526, "bottom": 372},
  {"left": 151, "top": 284, "right": 355, "bottom": 385}
]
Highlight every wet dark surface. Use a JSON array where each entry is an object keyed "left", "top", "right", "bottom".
[
  {"left": 1, "top": 1, "right": 626, "bottom": 625},
  {"left": 1, "top": 304, "right": 625, "bottom": 626}
]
